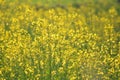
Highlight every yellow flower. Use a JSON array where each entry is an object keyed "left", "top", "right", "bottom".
[
  {"left": 58, "top": 67, "right": 63, "bottom": 73},
  {"left": 52, "top": 71, "right": 56, "bottom": 76},
  {"left": 0, "top": 70, "right": 2, "bottom": 75},
  {"left": 40, "top": 60, "right": 44, "bottom": 69},
  {"left": 35, "top": 74, "right": 41, "bottom": 79},
  {"left": 10, "top": 72, "right": 15, "bottom": 77},
  {"left": 109, "top": 7, "right": 117, "bottom": 16}
]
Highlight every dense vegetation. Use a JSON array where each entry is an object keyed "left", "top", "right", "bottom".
[{"left": 0, "top": 0, "right": 120, "bottom": 80}]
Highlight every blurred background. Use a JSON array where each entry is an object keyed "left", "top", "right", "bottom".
[{"left": 8, "top": 0, "right": 120, "bottom": 14}]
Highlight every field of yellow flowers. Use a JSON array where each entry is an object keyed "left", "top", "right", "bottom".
[{"left": 0, "top": 0, "right": 120, "bottom": 80}]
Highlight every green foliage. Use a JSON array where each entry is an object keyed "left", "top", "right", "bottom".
[{"left": 0, "top": 0, "right": 120, "bottom": 80}]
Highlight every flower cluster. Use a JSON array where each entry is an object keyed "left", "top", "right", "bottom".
[{"left": 0, "top": 0, "right": 120, "bottom": 80}]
